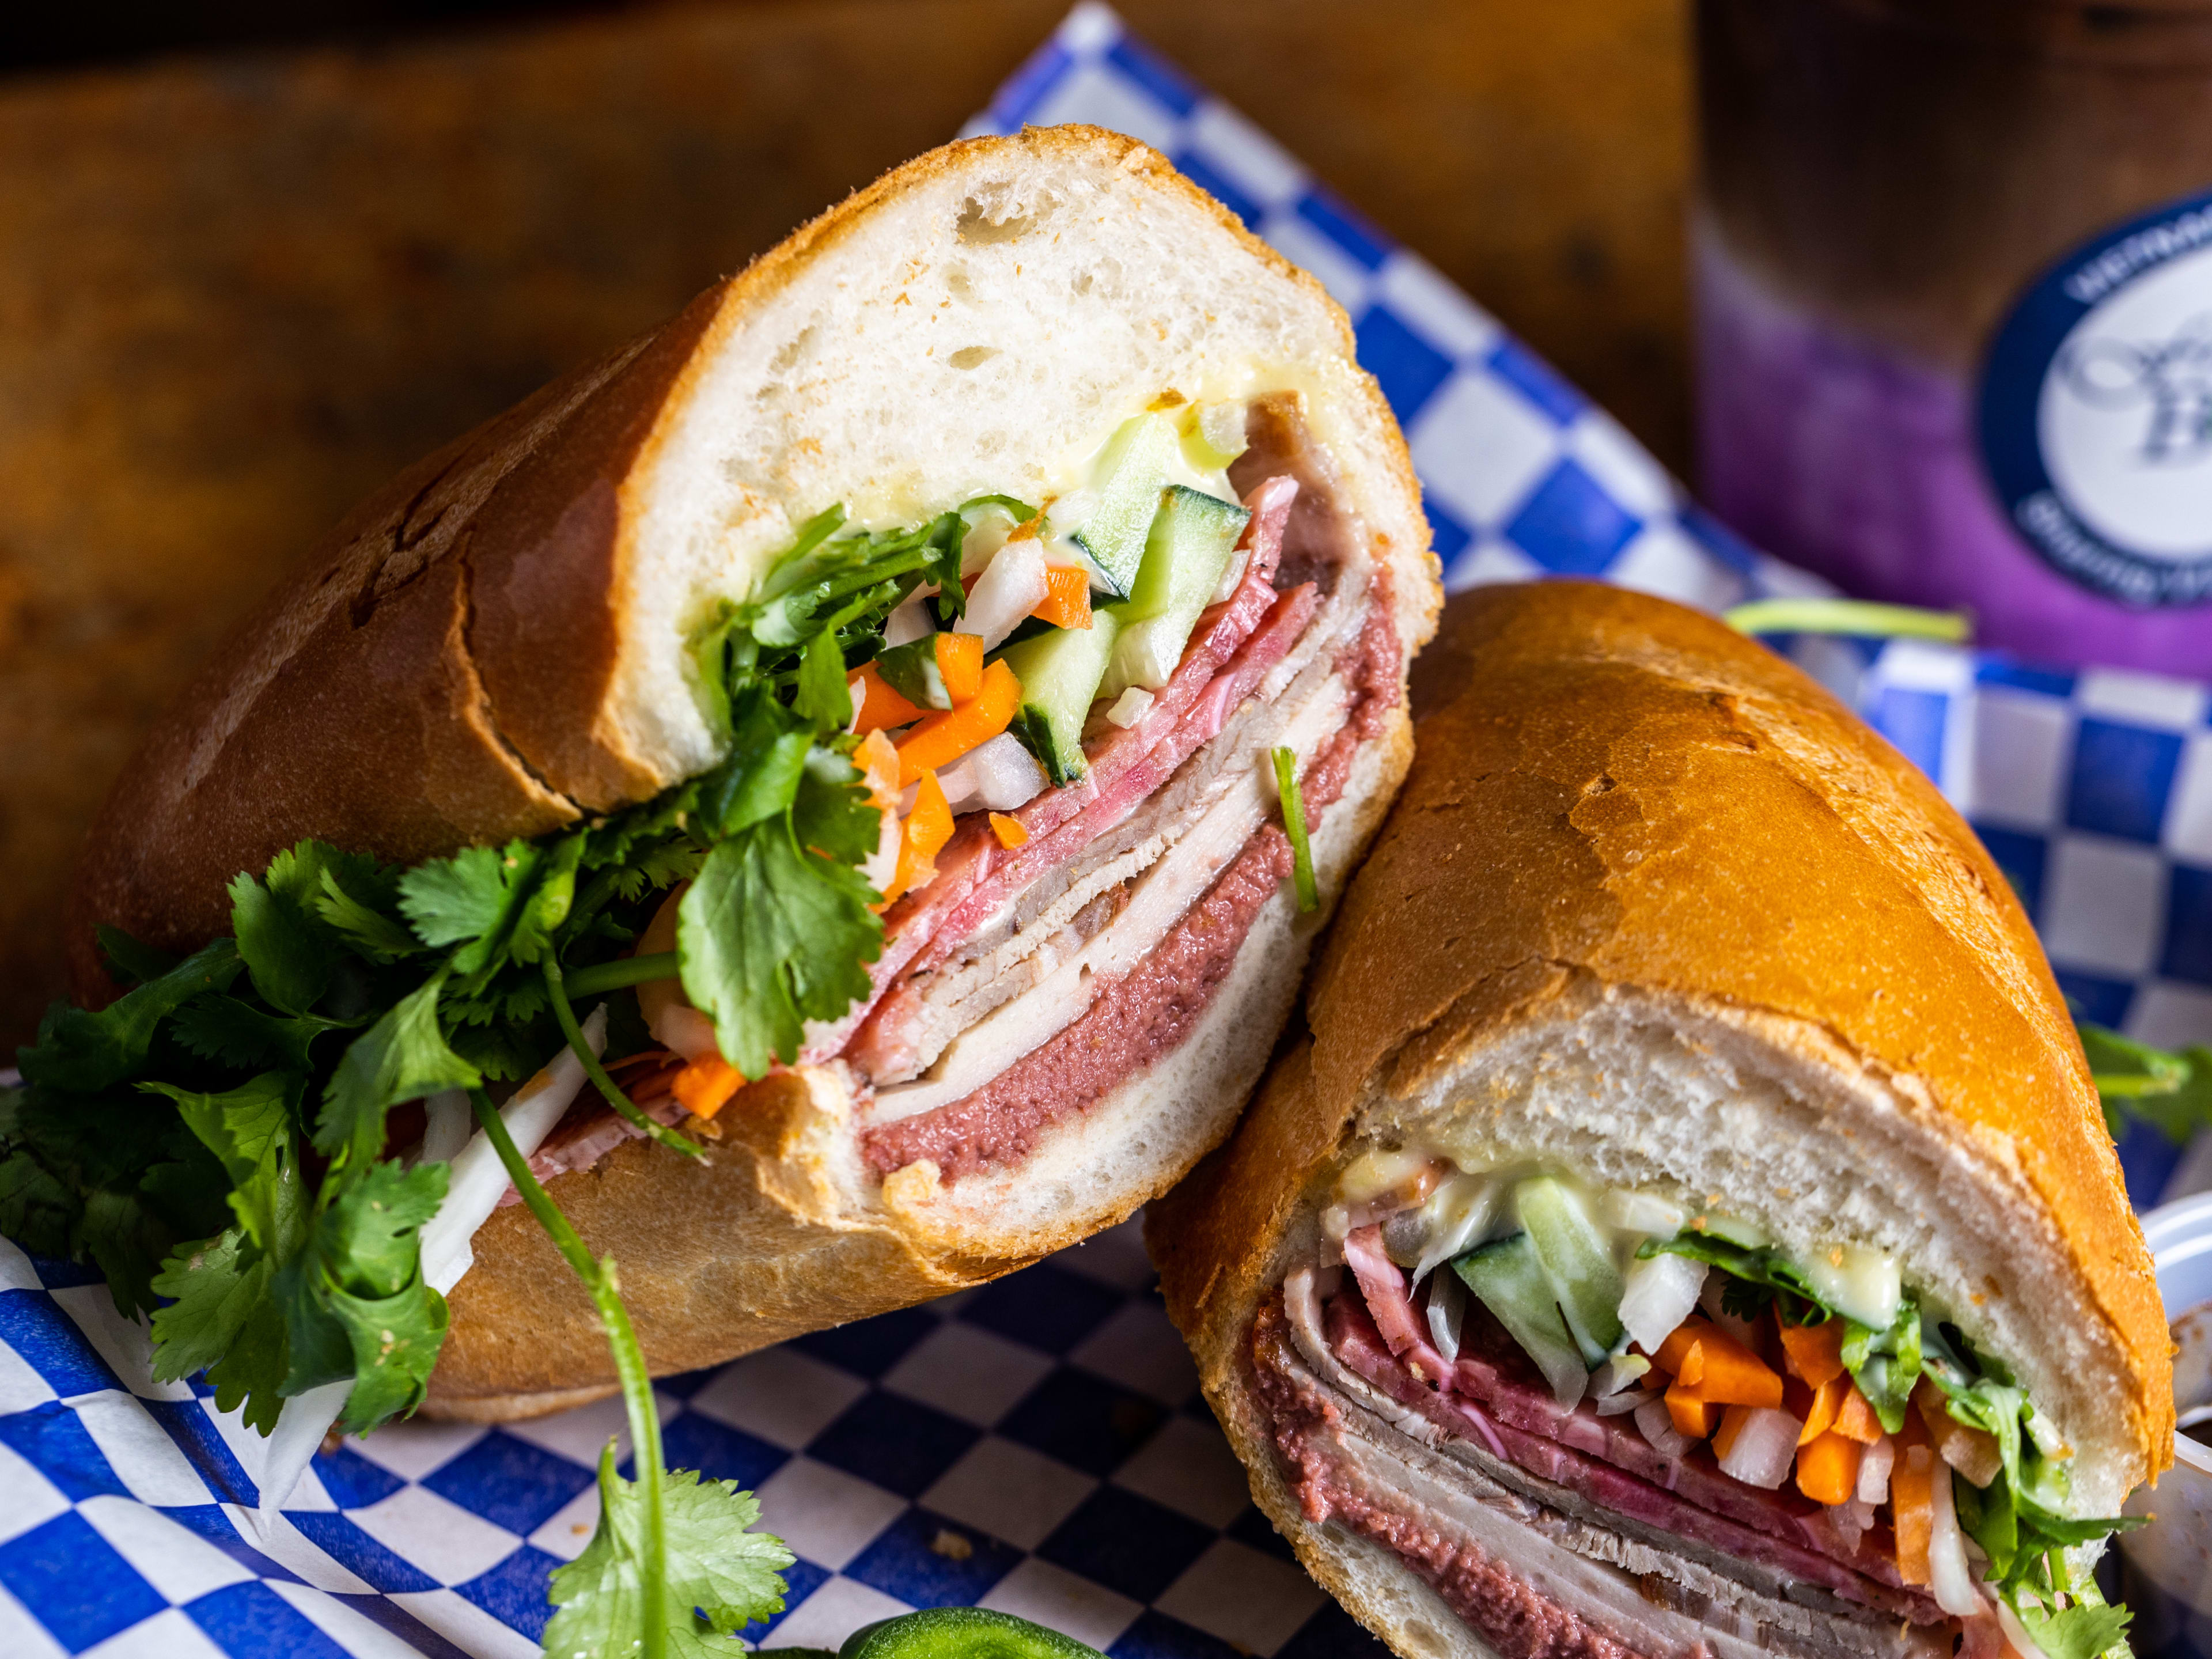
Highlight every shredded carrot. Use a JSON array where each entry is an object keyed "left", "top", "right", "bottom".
[
  {"left": 1778, "top": 1320, "right": 1847, "bottom": 1388},
  {"left": 856, "top": 729, "right": 901, "bottom": 801},
  {"left": 1799, "top": 1375, "right": 1850, "bottom": 1445},
  {"left": 1652, "top": 1319, "right": 1706, "bottom": 1375},
  {"left": 1655, "top": 1320, "right": 1783, "bottom": 1408},
  {"left": 1891, "top": 1444, "right": 1936, "bottom": 1586},
  {"left": 854, "top": 663, "right": 926, "bottom": 734},
  {"left": 934, "top": 631, "right": 984, "bottom": 704},
  {"left": 1796, "top": 1431, "right": 1863, "bottom": 1506},
  {"left": 1032, "top": 566, "right": 1093, "bottom": 630},
  {"left": 880, "top": 770, "right": 955, "bottom": 907},
  {"left": 672, "top": 1054, "right": 743, "bottom": 1121},
  {"left": 1832, "top": 1385, "right": 1885, "bottom": 1444},
  {"left": 989, "top": 811, "right": 1028, "bottom": 849},
  {"left": 895, "top": 658, "right": 1022, "bottom": 786},
  {"left": 1915, "top": 1380, "right": 2004, "bottom": 1487},
  {"left": 1665, "top": 1384, "right": 1718, "bottom": 1440}
]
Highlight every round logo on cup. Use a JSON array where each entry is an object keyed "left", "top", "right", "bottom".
[{"left": 1979, "top": 187, "right": 2212, "bottom": 608}]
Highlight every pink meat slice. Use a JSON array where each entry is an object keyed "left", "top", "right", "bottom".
[
  {"left": 1323, "top": 1279, "right": 1936, "bottom": 1619},
  {"left": 802, "top": 478, "right": 1300, "bottom": 1065}
]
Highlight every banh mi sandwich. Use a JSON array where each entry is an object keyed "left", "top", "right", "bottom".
[
  {"left": 5, "top": 126, "right": 1437, "bottom": 1442},
  {"left": 1149, "top": 583, "right": 2169, "bottom": 1659}
]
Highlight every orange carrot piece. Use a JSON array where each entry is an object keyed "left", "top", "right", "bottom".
[
  {"left": 1799, "top": 1376, "right": 1849, "bottom": 1445},
  {"left": 1778, "top": 1320, "right": 1847, "bottom": 1388},
  {"left": 934, "top": 631, "right": 984, "bottom": 704},
  {"left": 1665, "top": 1384, "right": 1718, "bottom": 1440},
  {"left": 881, "top": 770, "right": 953, "bottom": 907},
  {"left": 1796, "top": 1431, "right": 1863, "bottom": 1506},
  {"left": 854, "top": 664, "right": 926, "bottom": 734},
  {"left": 1653, "top": 1319, "right": 1709, "bottom": 1376},
  {"left": 1832, "top": 1386, "right": 1885, "bottom": 1445},
  {"left": 672, "top": 1054, "right": 743, "bottom": 1121},
  {"left": 989, "top": 811, "right": 1028, "bottom": 849},
  {"left": 1891, "top": 1445, "right": 1936, "bottom": 1586},
  {"left": 1032, "top": 566, "right": 1093, "bottom": 631},
  {"left": 895, "top": 659, "right": 1022, "bottom": 786},
  {"left": 1660, "top": 1321, "right": 1784, "bottom": 1410}
]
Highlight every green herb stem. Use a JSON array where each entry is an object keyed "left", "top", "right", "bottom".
[
  {"left": 540, "top": 957, "right": 702, "bottom": 1159},
  {"left": 1272, "top": 747, "right": 1319, "bottom": 914},
  {"left": 1722, "top": 597, "right": 1972, "bottom": 643},
  {"left": 563, "top": 951, "right": 681, "bottom": 999},
  {"left": 469, "top": 1089, "right": 669, "bottom": 1659}
]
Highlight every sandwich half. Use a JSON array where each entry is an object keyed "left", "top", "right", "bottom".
[
  {"left": 33, "top": 126, "right": 1435, "bottom": 1425},
  {"left": 1149, "top": 583, "right": 2168, "bottom": 1659}
]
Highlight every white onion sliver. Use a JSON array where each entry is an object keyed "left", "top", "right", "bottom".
[
  {"left": 883, "top": 596, "right": 935, "bottom": 646},
  {"left": 1593, "top": 1352, "right": 1652, "bottom": 1398},
  {"left": 1596, "top": 1387, "right": 1657, "bottom": 1418},
  {"left": 418, "top": 1006, "right": 605, "bottom": 1296},
  {"left": 1995, "top": 1593, "right": 2050, "bottom": 1659},
  {"left": 1716, "top": 1407, "right": 1803, "bottom": 1490},
  {"left": 1411, "top": 1175, "right": 1498, "bottom": 1284},
  {"left": 1928, "top": 1457, "right": 1986, "bottom": 1616},
  {"left": 1619, "top": 1251, "right": 1708, "bottom": 1354},
  {"left": 956, "top": 732, "right": 1047, "bottom": 811},
  {"left": 958, "top": 537, "right": 1049, "bottom": 650},
  {"left": 1106, "top": 686, "right": 1156, "bottom": 729},
  {"left": 961, "top": 512, "right": 1016, "bottom": 576},
  {"left": 1426, "top": 1271, "right": 1465, "bottom": 1364},
  {"left": 1635, "top": 1397, "right": 1692, "bottom": 1457},
  {"left": 1857, "top": 1433, "right": 1895, "bottom": 1505}
]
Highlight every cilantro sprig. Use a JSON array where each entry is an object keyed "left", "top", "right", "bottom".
[
  {"left": 473, "top": 1089, "right": 791, "bottom": 1658},
  {"left": 0, "top": 504, "right": 944, "bottom": 1446}
]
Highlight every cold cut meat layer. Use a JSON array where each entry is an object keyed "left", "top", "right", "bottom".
[{"left": 1249, "top": 1285, "right": 1951, "bottom": 1659}]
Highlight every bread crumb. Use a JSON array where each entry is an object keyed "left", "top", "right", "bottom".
[{"left": 930, "top": 1529, "right": 974, "bottom": 1562}]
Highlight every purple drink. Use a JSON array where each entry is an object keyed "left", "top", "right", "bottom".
[{"left": 1696, "top": 0, "right": 2212, "bottom": 679}]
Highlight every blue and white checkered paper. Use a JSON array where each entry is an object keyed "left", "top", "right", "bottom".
[{"left": 7, "top": 5, "right": 2211, "bottom": 1654}]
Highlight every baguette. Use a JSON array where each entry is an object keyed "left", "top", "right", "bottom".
[
  {"left": 60, "top": 126, "right": 1437, "bottom": 1418},
  {"left": 1150, "top": 582, "right": 2166, "bottom": 1659}
]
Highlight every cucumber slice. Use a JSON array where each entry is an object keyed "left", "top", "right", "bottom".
[
  {"left": 1514, "top": 1177, "right": 1625, "bottom": 1366},
  {"left": 873, "top": 637, "right": 951, "bottom": 711},
  {"left": 1070, "top": 415, "right": 1177, "bottom": 600},
  {"left": 1100, "top": 485, "right": 1251, "bottom": 698},
  {"left": 995, "top": 613, "right": 1121, "bottom": 786},
  {"left": 1453, "top": 1233, "right": 1588, "bottom": 1408}
]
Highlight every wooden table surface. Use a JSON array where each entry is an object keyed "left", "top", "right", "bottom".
[{"left": 0, "top": 0, "right": 1689, "bottom": 1044}]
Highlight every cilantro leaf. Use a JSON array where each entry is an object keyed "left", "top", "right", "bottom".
[
  {"left": 399, "top": 835, "right": 583, "bottom": 991},
  {"left": 95, "top": 925, "right": 178, "bottom": 988},
  {"left": 321, "top": 1158, "right": 447, "bottom": 1299},
  {"left": 678, "top": 819, "right": 881, "bottom": 1079},
  {"left": 151, "top": 1225, "right": 294, "bottom": 1433},
  {"left": 696, "top": 693, "right": 813, "bottom": 839},
  {"left": 316, "top": 866, "right": 425, "bottom": 962},
  {"left": 139, "top": 1071, "right": 293, "bottom": 1191},
  {"left": 793, "top": 748, "right": 885, "bottom": 868},
  {"left": 2017, "top": 1595, "right": 2133, "bottom": 1659},
  {"left": 169, "top": 995, "right": 351, "bottom": 1072},
  {"left": 2081, "top": 1022, "right": 2212, "bottom": 1144},
  {"left": 315, "top": 974, "right": 480, "bottom": 1170},
  {"left": 544, "top": 1444, "right": 793, "bottom": 1659},
  {"left": 19, "top": 939, "right": 242, "bottom": 1092},
  {"left": 229, "top": 869, "right": 329, "bottom": 1016},
  {"left": 275, "top": 1160, "right": 450, "bottom": 1434},
  {"left": 793, "top": 628, "right": 854, "bottom": 729}
]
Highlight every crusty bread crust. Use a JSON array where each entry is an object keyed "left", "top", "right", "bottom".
[
  {"left": 1149, "top": 583, "right": 2170, "bottom": 1643},
  {"left": 60, "top": 127, "right": 1438, "bottom": 1414}
]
